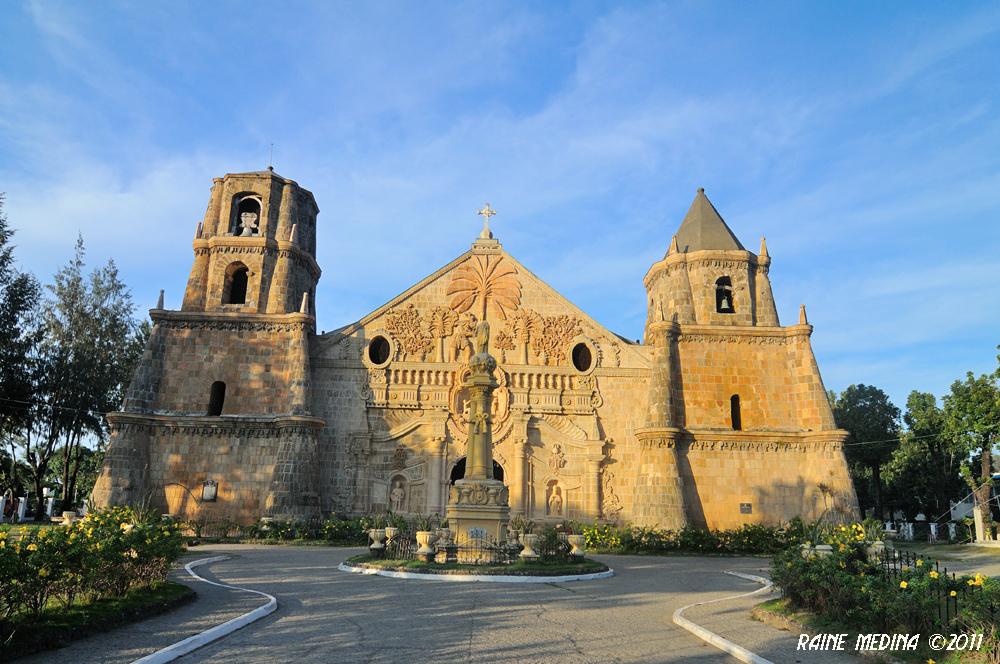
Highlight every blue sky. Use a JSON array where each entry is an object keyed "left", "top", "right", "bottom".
[{"left": 1, "top": 1, "right": 999, "bottom": 411}]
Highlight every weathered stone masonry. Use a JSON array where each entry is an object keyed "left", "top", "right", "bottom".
[{"left": 92, "top": 172, "right": 859, "bottom": 528}]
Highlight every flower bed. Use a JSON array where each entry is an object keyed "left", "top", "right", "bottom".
[
  {"left": 770, "top": 523, "right": 999, "bottom": 662},
  {"left": 0, "top": 506, "right": 185, "bottom": 654}
]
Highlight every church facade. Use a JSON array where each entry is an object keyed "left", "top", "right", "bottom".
[{"left": 92, "top": 170, "right": 858, "bottom": 529}]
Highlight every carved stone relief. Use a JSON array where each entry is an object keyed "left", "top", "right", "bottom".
[
  {"left": 446, "top": 254, "right": 521, "bottom": 320},
  {"left": 384, "top": 304, "right": 433, "bottom": 360}
]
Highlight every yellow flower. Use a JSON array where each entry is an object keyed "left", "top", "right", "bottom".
[
  {"left": 929, "top": 571, "right": 939, "bottom": 579},
  {"left": 0, "top": 541, "right": 5, "bottom": 549},
  {"left": 900, "top": 581, "right": 908, "bottom": 589},
  {"left": 0, "top": 531, "right": 7, "bottom": 539},
  {"left": 950, "top": 590, "right": 957, "bottom": 597},
  {"left": 928, "top": 659, "right": 936, "bottom": 664},
  {"left": 839, "top": 561, "right": 846, "bottom": 569},
  {"left": 38, "top": 567, "right": 49, "bottom": 577},
  {"left": 916, "top": 559, "right": 923, "bottom": 567},
  {"left": 26, "top": 543, "right": 38, "bottom": 551}
]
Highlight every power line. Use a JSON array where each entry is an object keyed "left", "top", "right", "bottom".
[{"left": 841, "top": 424, "right": 999, "bottom": 448}]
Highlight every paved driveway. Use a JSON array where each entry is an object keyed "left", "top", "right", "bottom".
[{"left": 27, "top": 545, "right": 860, "bottom": 664}]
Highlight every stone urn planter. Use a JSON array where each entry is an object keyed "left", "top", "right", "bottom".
[
  {"left": 567, "top": 534, "right": 586, "bottom": 559},
  {"left": 520, "top": 533, "right": 540, "bottom": 561},
  {"left": 384, "top": 526, "right": 398, "bottom": 543},
  {"left": 61, "top": 511, "right": 77, "bottom": 525},
  {"left": 865, "top": 540, "right": 886, "bottom": 559},
  {"left": 369, "top": 528, "right": 386, "bottom": 558},
  {"left": 800, "top": 543, "right": 834, "bottom": 559},
  {"left": 416, "top": 531, "right": 438, "bottom": 561}
]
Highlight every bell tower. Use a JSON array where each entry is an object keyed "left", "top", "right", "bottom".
[
  {"left": 182, "top": 168, "right": 320, "bottom": 315},
  {"left": 632, "top": 188, "right": 856, "bottom": 529},
  {"left": 92, "top": 169, "right": 325, "bottom": 523}
]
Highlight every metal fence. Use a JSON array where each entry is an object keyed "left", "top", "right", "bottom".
[
  {"left": 871, "top": 548, "right": 995, "bottom": 628},
  {"left": 380, "top": 531, "right": 522, "bottom": 565}
]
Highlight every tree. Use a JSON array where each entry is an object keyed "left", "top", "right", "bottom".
[
  {"left": 883, "top": 391, "right": 966, "bottom": 519},
  {"left": 943, "top": 358, "right": 1000, "bottom": 542},
  {"left": 832, "top": 384, "right": 901, "bottom": 518},
  {"left": 18, "top": 236, "right": 141, "bottom": 514},
  {"left": 0, "top": 194, "right": 41, "bottom": 497}
]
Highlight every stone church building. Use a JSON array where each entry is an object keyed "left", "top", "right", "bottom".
[{"left": 92, "top": 170, "right": 858, "bottom": 529}]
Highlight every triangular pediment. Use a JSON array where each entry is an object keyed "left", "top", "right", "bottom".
[{"left": 317, "top": 240, "right": 644, "bottom": 369}]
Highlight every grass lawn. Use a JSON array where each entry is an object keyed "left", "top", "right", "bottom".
[
  {"left": 346, "top": 553, "right": 609, "bottom": 576},
  {"left": 753, "top": 597, "right": 976, "bottom": 664},
  {"left": 0, "top": 581, "right": 195, "bottom": 660}
]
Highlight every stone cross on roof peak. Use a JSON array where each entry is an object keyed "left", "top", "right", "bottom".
[
  {"left": 478, "top": 202, "right": 496, "bottom": 239},
  {"left": 471, "top": 202, "right": 502, "bottom": 252}
]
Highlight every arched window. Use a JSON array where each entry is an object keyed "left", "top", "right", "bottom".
[
  {"left": 231, "top": 196, "right": 262, "bottom": 236},
  {"left": 449, "top": 458, "right": 504, "bottom": 484},
  {"left": 716, "top": 276, "right": 735, "bottom": 314},
  {"left": 730, "top": 394, "right": 742, "bottom": 431},
  {"left": 223, "top": 263, "right": 249, "bottom": 305},
  {"left": 208, "top": 381, "right": 226, "bottom": 416}
]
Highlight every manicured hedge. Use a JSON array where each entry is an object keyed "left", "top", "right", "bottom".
[{"left": 580, "top": 521, "right": 806, "bottom": 555}]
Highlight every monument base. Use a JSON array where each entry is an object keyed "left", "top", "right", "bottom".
[{"left": 446, "top": 478, "right": 510, "bottom": 543}]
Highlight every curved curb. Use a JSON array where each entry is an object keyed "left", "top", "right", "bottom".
[
  {"left": 131, "top": 556, "right": 277, "bottom": 664},
  {"left": 671, "top": 570, "right": 775, "bottom": 664},
  {"left": 338, "top": 562, "right": 614, "bottom": 583}
]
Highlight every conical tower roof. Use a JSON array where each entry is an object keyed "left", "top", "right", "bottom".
[{"left": 672, "top": 188, "right": 744, "bottom": 254}]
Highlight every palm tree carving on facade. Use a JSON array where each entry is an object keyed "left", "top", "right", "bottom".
[{"left": 446, "top": 255, "right": 521, "bottom": 321}]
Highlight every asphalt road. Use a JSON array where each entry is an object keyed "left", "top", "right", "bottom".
[{"left": 25, "top": 545, "right": 862, "bottom": 664}]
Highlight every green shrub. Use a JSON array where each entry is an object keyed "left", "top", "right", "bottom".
[
  {"left": 579, "top": 521, "right": 805, "bottom": 555},
  {"left": 0, "top": 506, "right": 183, "bottom": 637},
  {"left": 771, "top": 529, "right": 999, "bottom": 657}
]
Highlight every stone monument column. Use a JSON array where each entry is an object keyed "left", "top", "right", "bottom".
[{"left": 446, "top": 321, "right": 511, "bottom": 542}]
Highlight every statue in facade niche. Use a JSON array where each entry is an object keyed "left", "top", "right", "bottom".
[
  {"left": 547, "top": 485, "right": 563, "bottom": 516},
  {"left": 390, "top": 480, "right": 406, "bottom": 512}
]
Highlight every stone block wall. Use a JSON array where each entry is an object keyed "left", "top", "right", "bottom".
[{"left": 123, "top": 312, "right": 312, "bottom": 417}]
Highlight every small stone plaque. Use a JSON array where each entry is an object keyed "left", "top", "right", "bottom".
[{"left": 739, "top": 502, "right": 752, "bottom": 514}]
